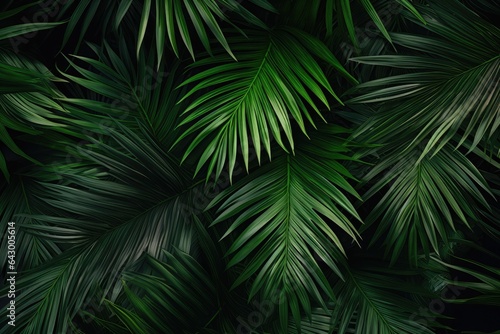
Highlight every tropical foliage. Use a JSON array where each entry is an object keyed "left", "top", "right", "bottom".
[{"left": 0, "top": 0, "right": 498, "bottom": 333}]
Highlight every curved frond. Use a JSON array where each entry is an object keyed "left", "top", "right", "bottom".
[
  {"left": 0, "top": 51, "right": 73, "bottom": 179},
  {"left": 0, "top": 124, "right": 200, "bottom": 334},
  {"left": 348, "top": 0, "right": 500, "bottom": 158},
  {"left": 275, "top": 0, "right": 424, "bottom": 45},
  {"left": 0, "top": 176, "right": 61, "bottom": 272},
  {"left": 208, "top": 125, "right": 362, "bottom": 330},
  {"left": 287, "top": 304, "right": 336, "bottom": 334},
  {"left": 286, "top": 255, "right": 440, "bottom": 334},
  {"left": 330, "top": 260, "right": 437, "bottom": 334},
  {"left": 135, "top": 0, "right": 275, "bottom": 61},
  {"left": 362, "top": 145, "right": 492, "bottom": 265},
  {"left": 431, "top": 251, "right": 500, "bottom": 306},
  {"left": 59, "top": 39, "right": 186, "bottom": 146},
  {"left": 176, "top": 27, "right": 356, "bottom": 181},
  {"left": 57, "top": 0, "right": 275, "bottom": 65},
  {"left": 104, "top": 248, "right": 219, "bottom": 334},
  {"left": 69, "top": 215, "right": 257, "bottom": 334},
  {"left": 0, "top": 1, "right": 63, "bottom": 44}
]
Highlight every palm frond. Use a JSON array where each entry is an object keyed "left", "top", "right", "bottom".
[
  {"left": 0, "top": 0, "right": 498, "bottom": 332},
  {"left": 431, "top": 253, "right": 500, "bottom": 306},
  {"left": 275, "top": 0, "right": 424, "bottom": 46},
  {"left": 136, "top": 0, "right": 275, "bottom": 62},
  {"left": 287, "top": 304, "right": 336, "bottom": 334},
  {"left": 57, "top": 0, "right": 275, "bottom": 65},
  {"left": 347, "top": 0, "right": 500, "bottom": 158},
  {"left": 175, "top": 27, "right": 356, "bottom": 181},
  {"left": 0, "top": 51, "right": 74, "bottom": 179},
  {"left": 103, "top": 249, "right": 219, "bottom": 334},
  {"left": 285, "top": 254, "right": 441, "bottom": 334},
  {"left": 71, "top": 215, "right": 258, "bottom": 333},
  {"left": 0, "top": 1, "right": 63, "bottom": 44},
  {"left": 208, "top": 124, "right": 362, "bottom": 330},
  {"left": 58, "top": 38, "right": 190, "bottom": 149},
  {"left": 329, "top": 258, "right": 437, "bottom": 334},
  {"left": 361, "top": 145, "right": 492, "bottom": 265},
  {"left": 0, "top": 175, "right": 62, "bottom": 272},
  {"left": 0, "top": 123, "right": 201, "bottom": 334}
]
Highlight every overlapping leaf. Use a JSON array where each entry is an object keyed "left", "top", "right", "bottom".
[
  {"left": 347, "top": 0, "right": 500, "bottom": 159},
  {"left": 59, "top": 39, "right": 187, "bottom": 147},
  {"left": 333, "top": 0, "right": 425, "bottom": 46},
  {"left": 92, "top": 217, "right": 223, "bottom": 334},
  {"left": 431, "top": 249, "right": 500, "bottom": 306},
  {"left": 57, "top": 0, "right": 275, "bottom": 65},
  {"left": 0, "top": 123, "right": 201, "bottom": 334},
  {"left": 0, "top": 176, "right": 61, "bottom": 272},
  {"left": 0, "top": 1, "right": 64, "bottom": 45},
  {"left": 0, "top": 51, "right": 73, "bottom": 180},
  {"left": 135, "top": 0, "right": 275, "bottom": 62},
  {"left": 273, "top": 0, "right": 424, "bottom": 45},
  {"left": 285, "top": 254, "right": 440, "bottom": 334},
  {"left": 329, "top": 261, "right": 437, "bottom": 334},
  {"left": 105, "top": 251, "right": 218, "bottom": 334},
  {"left": 0, "top": 0, "right": 499, "bottom": 333},
  {"left": 361, "top": 145, "right": 492, "bottom": 265}
]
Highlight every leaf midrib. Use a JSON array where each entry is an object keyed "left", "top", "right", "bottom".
[{"left": 223, "top": 37, "right": 273, "bottom": 130}]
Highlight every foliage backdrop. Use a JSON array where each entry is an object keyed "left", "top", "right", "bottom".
[{"left": 0, "top": 0, "right": 499, "bottom": 333}]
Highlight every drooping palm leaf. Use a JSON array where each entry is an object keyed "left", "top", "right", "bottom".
[
  {"left": 105, "top": 251, "right": 219, "bottom": 334},
  {"left": 0, "top": 174, "right": 62, "bottom": 273},
  {"left": 59, "top": 38, "right": 188, "bottom": 147},
  {"left": 208, "top": 124, "right": 362, "bottom": 330},
  {"left": 328, "top": 258, "right": 438, "bottom": 334},
  {"left": 431, "top": 252, "right": 500, "bottom": 306},
  {"left": 285, "top": 253, "right": 442, "bottom": 334},
  {"left": 287, "top": 304, "right": 336, "bottom": 334},
  {"left": 0, "top": 50, "right": 79, "bottom": 179},
  {"left": 57, "top": 0, "right": 276, "bottom": 65},
  {"left": 0, "top": 121, "right": 205, "bottom": 333},
  {"left": 71, "top": 215, "right": 260, "bottom": 333},
  {"left": 275, "top": 0, "right": 424, "bottom": 47},
  {"left": 361, "top": 145, "right": 492, "bottom": 265},
  {"left": 0, "top": 1, "right": 64, "bottom": 45},
  {"left": 347, "top": 0, "right": 500, "bottom": 159},
  {"left": 135, "top": 0, "right": 275, "bottom": 61},
  {"left": 0, "top": 0, "right": 498, "bottom": 332},
  {"left": 175, "top": 27, "right": 357, "bottom": 181}
]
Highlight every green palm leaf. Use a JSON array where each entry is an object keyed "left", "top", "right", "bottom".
[
  {"left": 57, "top": 0, "right": 275, "bottom": 65},
  {"left": 0, "top": 175, "right": 61, "bottom": 272},
  {"left": 103, "top": 249, "right": 219, "bottom": 333},
  {"left": 0, "top": 1, "right": 64, "bottom": 43},
  {"left": 138, "top": 0, "right": 275, "bottom": 61},
  {"left": 285, "top": 254, "right": 440, "bottom": 334},
  {"left": 275, "top": 0, "right": 424, "bottom": 44},
  {"left": 347, "top": 0, "right": 500, "bottom": 159},
  {"left": 329, "top": 260, "right": 437, "bottom": 334},
  {"left": 101, "top": 251, "right": 218, "bottom": 333},
  {"left": 0, "top": 51, "right": 74, "bottom": 179},
  {"left": 0, "top": 123, "right": 202, "bottom": 334},
  {"left": 175, "top": 27, "right": 357, "bottom": 181},
  {"left": 287, "top": 304, "right": 336, "bottom": 334},
  {"left": 58, "top": 37, "right": 191, "bottom": 149},
  {"left": 1, "top": 0, "right": 498, "bottom": 333},
  {"left": 361, "top": 145, "right": 492, "bottom": 265},
  {"left": 73, "top": 215, "right": 256, "bottom": 333},
  {"left": 431, "top": 250, "right": 500, "bottom": 306},
  {"left": 208, "top": 125, "right": 362, "bottom": 330}
]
